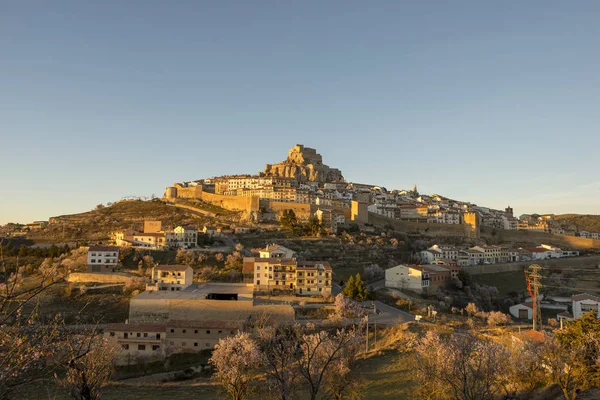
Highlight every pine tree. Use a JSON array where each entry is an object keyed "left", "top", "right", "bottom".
[
  {"left": 354, "top": 273, "right": 369, "bottom": 301},
  {"left": 342, "top": 275, "right": 357, "bottom": 299}
]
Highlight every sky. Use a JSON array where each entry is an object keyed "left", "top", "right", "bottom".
[{"left": 1, "top": 1, "right": 599, "bottom": 224}]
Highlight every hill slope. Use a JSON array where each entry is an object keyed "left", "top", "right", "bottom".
[
  {"left": 555, "top": 214, "right": 600, "bottom": 233},
  {"left": 30, "top": 200, "right": 215, "bottom": 243}
]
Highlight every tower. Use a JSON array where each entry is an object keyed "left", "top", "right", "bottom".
[
  {"left": 505, "top": 205, "right": 514, "bottom": 218},
  {"left": 413, "top": 184, "right": 418, "bottom": 196}
]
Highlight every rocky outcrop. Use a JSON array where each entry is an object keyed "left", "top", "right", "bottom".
[{"left": 263, "top": 144, "right": 344, "bottom": 183}]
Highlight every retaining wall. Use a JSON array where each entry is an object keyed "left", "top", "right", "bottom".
[{"left": 67, "top": 272, "right": 134, "bottom": 283}]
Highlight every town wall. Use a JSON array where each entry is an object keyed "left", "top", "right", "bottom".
[
  {"left": 173, "top": 184, "right": 203, "bottom": 199},
  {"left": 368, "top": 213, "right": 468, "bottom": 237},
  {"left": 481, "top": 227, "right": 600, "bottom": 250},
  {"left": 266, "top": 201, "right": 315, "bottom": 220},
  {"left": 199, "top": 191, "right": 260, "bottom": 214},
  {"left": 464, "top": 254, "right": 600, "bottom": 275},
  {"left": 67, "top": 272, "right": 134, "bottom": 284}
]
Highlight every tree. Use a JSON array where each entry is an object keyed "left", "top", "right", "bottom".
[
  {"left": 332, "top": 293, "right": 366, "bottom": 319},
  {"left": 465, "top": 302, "right": 478, "bottom": 317},
  {"left": 413, "top": 331, "right": 508, "bottom": 400},
  {"left": 279, "top": 210, "right": 298, "bottom": 230},
  {"left": 363, "top": 264, "right": 384, "bottom": 282},
  {"left": 296, "top": 327, "right": 361, "bottom": 400},
  {"left": 258, "top": 325, "right": 301, "bottom": 400},
  {"left": 210, "top": 332, "right": 263, "bottom": 400},
  {"left": 307, "top": 216, "right": 323, "bottom": 237},
  {"left": 57, "top": 328, "right": 115, "bottom": 400},
  {"left": 342, "top": 274, "right": 369, "bottom": 301}
]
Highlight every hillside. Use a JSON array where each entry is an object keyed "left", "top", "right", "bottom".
[
  {"left": 28, "top": 200, "right": 220, "bottom": 243},
  {"left": 556, "top": 214, "right": 600, "bottom": 233}
]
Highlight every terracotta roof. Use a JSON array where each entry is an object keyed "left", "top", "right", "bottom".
[
  {"left": 134, "top": 232, "right": 165, "bottom": 237},
  {"left": 572, "top": 293, "right": 600, "bottom": 302},
  {"left": 529, "top": 248, "right": 551, "bottom": 253},
  {"left": 89, "top": 245, "right": 119, "bottom": 252},
  {"left": 106, "top": 323, "right": 166, "bottom": 332},
  {"left": 154, "top": 265, "right": 191, "bottom": 272},
  {"left": 167, "top": 320, "right": 242, "bottom": 329}
]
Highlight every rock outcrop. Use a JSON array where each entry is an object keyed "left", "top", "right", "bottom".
[{"left": 263, "top": 144, "right": 344, "bottom": 183}]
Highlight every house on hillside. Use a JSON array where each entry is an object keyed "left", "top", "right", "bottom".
[
  {"left": 385, "top": 264, "right": 457, "bottom": 294},
  {"left": 572, "top": 293, "right": 600, "bottom": 318},
  {"left": 147, "top": 265, "right": 193, "bottom": 292},
  {"left": 87, "top": 245, "right": 119, "bottom": 273},
  {"left": 509, "top": 303, "right": 533, "bottom": 320},
  {"left": 259, "top": 243, "right": 297, "bottom": 259}
]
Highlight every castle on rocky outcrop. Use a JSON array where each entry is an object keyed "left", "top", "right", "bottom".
[{"left": 262, "top": 144, "right": 344, "bottom": 183}]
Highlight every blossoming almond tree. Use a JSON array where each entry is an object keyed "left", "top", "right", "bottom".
[{"left": 209, "top": 332, "right": 263, "bottom": 400}]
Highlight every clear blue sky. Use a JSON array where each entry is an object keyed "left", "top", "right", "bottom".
[{"left": 1, "top": 1, "right": 599, "bottom": 224}]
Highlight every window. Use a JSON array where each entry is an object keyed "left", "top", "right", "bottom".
[
  {"left": 91, "top": 259, "right": 95, "bottom": 263},
  {"left": 143, "top": 333, "right": 148, "bottom": 337},
  {"left": 109, "top": 332, "right": 115, "bottom": 337},
  {"left": 170, "top": 329, "right": 175, "bottom": 333},
  {"left": 138, "top": 344, "right": 146, "bottom": 351},
  {"left": 152, "top": 345, "right": 160, "bottom": 351},
  {"left": 206, "top": 330, "right": 211, "bottom": 334},
  {"left": 182, "top": 329, "right": 186, "bottom": 333},
  {"left": 256, "top": 273, "right": 260, "bottom": 278},
  {"left": 256, "top": 266, "right": 261, "bottom": 270},
  {"left": 122, "top": 344, "right": 129, "bottom": 350},
  {"left": 194, "top": 342, "right": 198, "bottom": 347},
  {"left": 218, "top": 330, "right": 222, "bottom": 334},
  {"left": 194, "top": 330, "right": 198, "bottom": 334},
  {"left": 137, "top": 333, "right": 141, "bottom": 337}
]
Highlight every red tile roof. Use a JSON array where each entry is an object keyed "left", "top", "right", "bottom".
[
  {"left": 89, "top": 245, "right": 119, "bottom": 252},
  {"left": 106, "top": 323, "right": 166, "bottom": 332},
  {"left": 572, "top": 294, "right": 600, "bottom": 302}
]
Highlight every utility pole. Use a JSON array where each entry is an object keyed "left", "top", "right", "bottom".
[
  {"left": 365, "top": 314, "right": 369, "bottom": 354},
  {"left": 525, "top": 264, "right": 543, "bottom": 331}
]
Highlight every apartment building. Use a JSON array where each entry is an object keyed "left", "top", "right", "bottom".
[
  {"left": 105, "top": 320, "right": 243, "bottom": 364},
  {"left": 244, "top": 257, "right": 332, "bottom": 296},
  {"left": 168, "top": 226, "right": 197, "bottom": 248},
  {"left": 469, "top": 245, "right": 509, "bottom": 264},
  {"left": 147, "top": 265, "right": 194, "bottom": 291},
  {"left": 87, "top": 245, "right": 120, "bottom": 273}
]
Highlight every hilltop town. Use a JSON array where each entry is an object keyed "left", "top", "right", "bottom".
[{"left": 2, "top": 144, "right": 600, "bottom": 400}]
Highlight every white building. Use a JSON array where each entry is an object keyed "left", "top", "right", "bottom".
[
  {"left": 147, "top": 265, "right": 194, "bottom": 292},
  {"left": 259, "top": 244, "right": 297, "bottom": 259},
  {"left": 385, "top": 264, "right": 430, "bottom": 292},
  {"left": 170, "top": 226, "right": 197, "bottom": 248},
  {"left": 509, "top": 302, "right": 533, "bottom": 320},
  {"left": 87, "top": 245, "right": 120, "bottom": 273},
  {"left": 572, "top": 293, "right": 600, "bottom": 319}
]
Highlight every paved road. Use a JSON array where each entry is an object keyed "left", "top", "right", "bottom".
[{"left": 371, "top": 300, "right": 414, "bottom": 325}]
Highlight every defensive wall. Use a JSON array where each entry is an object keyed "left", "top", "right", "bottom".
[
  {"left": 200, "top": 191, "right": 260, "bottom": 214},
  {"left": 463, "top": 254, "right": 600, "bottom": 275},
  {"left": 264, "top": 201, "right": 315, "bottom": 220},
  {"left": 368, "top": 212, "right": 471, "bottom": 237},
  {"left": 481, "top": 227, "right": 600, "bottom": 250},
  {"left": 66, "top": 272, "right": 134, "bottom": 284},
  {"left": 129, "top": 298, "right": 295, "bottom": 324}
]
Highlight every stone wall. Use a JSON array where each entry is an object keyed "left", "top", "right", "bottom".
[
  {"left": 464, "top": 254, "right": 600, "bottom": 275},
  {"left": 200, "top": 191, "right": 260, "bottom": 214},
  {"left": 368, "top": 213, "right": 468, "bottom": 237},
  {"left": 67, "top": 272, "right": 134, "bottom": 284},
  {"left": 481, "top": 227, "right": 600, "bottom": 250},
  {"left": 266, "top": 201, "right": 315, "bottom": 220}
]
